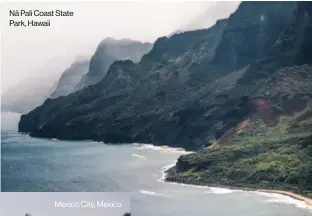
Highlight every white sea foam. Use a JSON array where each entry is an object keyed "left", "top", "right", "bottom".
[
  {"left": 204, "top": 187, "right": 235, "bottom": 194},
  {"left": 131, "top": 153, "right": 146, "bottom": 159},
  {"left": 160, "top": 171, "right": 312, "bottom": 211},
  {"left": 161, "top": 177, "right": 238, "bottom": 193},
  {"left": 140, "top": 190, "right": 157, "bottom": 195},
  {"left": 254, "top": 191, "right": 312, "bottom": 211},
  {"left": 139, "top": 190, "right": 169, "bottom": 197},
  {"left": 158, "top": 161, "right": 212, "bottom": 191},
  {"left": 162, "top": 175, "right": 312, "bottom": 211},
  {"left": 136, "top": 143, "right": 193, "bottom": 154},
  {"left": 158, "top": 162, "right": 177, "bottom": 182},
  {"left": 159, "top": 162, "right": 311, "bottom": 213},
  {"left": 146, "top": 141, "right": 312, "bottom": 212}
]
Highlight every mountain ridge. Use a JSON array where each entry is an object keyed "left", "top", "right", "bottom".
[
  {"left": 74, "top": 38, "right": 152, "bottom": 90},
  {"left": 19, "top": 1, "right": 300, "bottom": 149},
  {"left": 18, "top": 1, "right": 312, "bottom": 196}
]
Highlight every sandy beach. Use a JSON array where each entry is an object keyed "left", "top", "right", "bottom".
[{"left": 258, "top": 189, "right": 312, "bottom": 207}]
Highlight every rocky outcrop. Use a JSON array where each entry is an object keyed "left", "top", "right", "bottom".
[{"left": 19, "top": 2, "right": 300, "bottom": 150}]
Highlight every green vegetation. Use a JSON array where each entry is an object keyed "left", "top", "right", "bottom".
[
  {"left": 184, "top": 169, "right": 202, "bottom": 180},
  {"left": 167, "top": 64, "right": 312, "bottom": 197},
  {"left": 168, "top": 115, "right": 312, "bottom": 197}
]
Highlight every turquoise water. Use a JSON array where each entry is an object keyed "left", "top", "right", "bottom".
[{"left": 2, "top": 112, "right": 312, "bottom": 216}]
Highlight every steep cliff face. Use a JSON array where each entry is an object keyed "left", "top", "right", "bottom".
[
  {"left": 50, "top": 59, "right": 89, "bottom": 98},
  {"left": 18, "top": 18, "right": 229, "bottom": 148},
  {"left": 19, "top": 2, "right": 299, "bottom": 151},
  {"left": 166, "top": 2, "right": 312, "bottom": 197},
  {"left": 74, "top": 38, "right": 152, "bottom": 90},
  {"left": 275, "top": 1, "right": 312, "bottom": 66},
  {"left": 213, "top": 1, "right": 296, "bottom": 71}
]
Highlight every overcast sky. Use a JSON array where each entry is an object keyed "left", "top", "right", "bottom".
[{"left": 0, "top": 1, "right": 239, "bottom": 92}]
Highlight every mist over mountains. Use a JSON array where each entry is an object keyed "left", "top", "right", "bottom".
[
  {"left": 2, "top": 39, "right": 152, "bottom": 113},
  {"left": 49, "top": 59, "right": 90, "bottom": 98},
  {"left": 1, "top": 73, "right": 58, "bottom": 114},
  {"left": 2, "top": 2, "right": 234, "bottom": 114},
  {"left": 49, "top": 38, "right": 152, "bottom": 99},
  {"left": 175, "top": 1, "right": 240, "bottom": 33},
  {"left": 19, "top": 1, "right": 298, "bottom": 146}
]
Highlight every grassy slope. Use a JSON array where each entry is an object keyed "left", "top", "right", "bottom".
[{"left": 168, "top": 117, "right": 312, "bottom": 196}]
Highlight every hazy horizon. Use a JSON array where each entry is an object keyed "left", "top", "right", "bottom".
[{"left": 0, "top": 1, "right": 239, "bottom": 92}]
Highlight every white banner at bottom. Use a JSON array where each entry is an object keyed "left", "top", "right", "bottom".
[{"left": 0, "top": 192, "right": 131, "bottom": 216}]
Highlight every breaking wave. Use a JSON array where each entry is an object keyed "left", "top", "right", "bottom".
[
  {"left": 132, "top": 153, "right": 146, "bottom": 159},
  {"left": 203, "top": 187, "right": 235, "bottom": 194},
  {"left": 254, "top": 191, "right": 312, "bottom": 212},
  {"left": 135, "top": 143, "right": 193, "bottom": 154},
  {"left": 139, "top": 190, "right": 170, "bottom": 197}
]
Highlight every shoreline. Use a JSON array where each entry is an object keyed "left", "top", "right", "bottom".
[
  {"left": 257, "top": 189, "right": 312, "bottom": 207},
  {"left": 165, "top": 178, "right": 312, "bottom": 209},
  {"left": 161, "top": 164, "right": 312, "bottom": 209},
  {"left": 6, "top": 132, "right": 312, "bottom": 209},
  {"left": 144, "top": 143, "right": 312, "bottom": 210}
]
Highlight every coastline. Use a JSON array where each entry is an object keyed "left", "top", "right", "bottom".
[
  {"left": 161, "top": 163, "right": 312, "bottom": 209},
  {"left": 258, "top": 189, "right": 312, "bottom": 207}
]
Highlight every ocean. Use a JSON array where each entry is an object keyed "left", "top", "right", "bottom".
[{"left": 1, "top": 112, "right": 312, "bottom": 216}]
